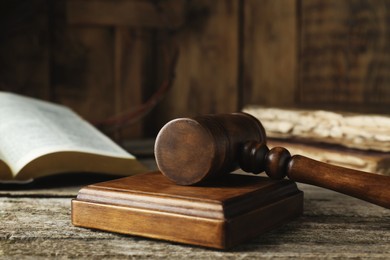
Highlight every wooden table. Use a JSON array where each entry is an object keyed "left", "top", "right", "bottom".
[{"left": 1, "top": 156, "right": 390, "bottom": 258}]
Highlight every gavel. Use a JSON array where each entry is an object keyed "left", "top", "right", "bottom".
[{"left": 155, "top": 113, "right": 390, "bottom": 209}]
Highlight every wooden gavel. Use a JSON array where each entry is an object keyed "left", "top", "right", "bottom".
[{"left": 155, "top": 113, "right": 390, "bottom": 209}]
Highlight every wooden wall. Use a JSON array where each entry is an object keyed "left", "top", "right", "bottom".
[
  {"left": 299, "top": 0, "right": 390, "bottom": 112},
  {"left": 1, "top": 0, "right": 389, "bottom": 140}
]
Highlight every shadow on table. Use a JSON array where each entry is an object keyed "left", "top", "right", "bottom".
[{"left": 0, "top": 172, "right": 125, "bottom": 190}]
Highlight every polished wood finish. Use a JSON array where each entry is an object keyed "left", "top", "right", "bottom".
[
  {"left": 287, "top": 155, "right": 390, "bottom": 209},
  {"left": 155, "top": 113, "right": 266, "bottom": 185},
  {"left": 72, "top": 171, "right": 303, "bottom": 249},
  {"left": 155, "top": 113, "right": 390, "bottom": 209}
]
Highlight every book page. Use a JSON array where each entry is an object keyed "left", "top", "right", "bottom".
[
  {"left": 0, "top": 153, "right": 13, "bottom": 180},
  {"left": 0, "top": 92, "right": 134, "bottom": 176}
]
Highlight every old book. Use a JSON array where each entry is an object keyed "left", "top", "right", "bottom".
[
  {"left": 244, "top": 106, "right": 390, "bottom": 176},
  {"left": 268, "top": 139, "right": 390, "bottom": 176},
  {"left": 0, "top": 92, "right": 146, "bottom": 183},
  {"left": 243, "top": 106, "right": 390, "bottom": 152}
]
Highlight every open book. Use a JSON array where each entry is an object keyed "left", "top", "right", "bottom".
[{"left": 0, "top": 92, "right": 147, "bottom": 183}]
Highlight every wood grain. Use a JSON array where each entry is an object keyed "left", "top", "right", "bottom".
[
  {"left": 67, "top": 0, "right": 185, "bottom": 28},
  {"left": 242, "top": 0, "right": 297, "bottom": 108},
  {"left": 113, "top": 28, "right": 153, "bottom": 138},
  {"left": 1, "top": 183, "right": 389, "bottom": 258},
  {"left": 287, "top": 155, "right": 390, "bottom": 208},
  {"left": 152, "top": 0, "right": 240, "bottom": 132},
  {"left": 53, "top": 4, "right": 156, "bottom": 139},
  {"left": 3, "top": 0, "right": 390, "bottom": 138},
  {"left": 1, "top": 154, "right": 389, "bottom": 257},
  {"left": 155, "top": 113, "right": 266, "bottom": 185},
  {"left": 0, "top": 0, "right": 51, "bottom": 100},
  {"left": 155, "top": 113, "right": 390, "bottom": 208},
  {"left": 299, "top": 0, "right": 390, "bottom": 111},
  {"left": 52, "top": 25, "right": 116, "bottom": 122},
  {"left": 72, "top": 172, "right": 303, "bottom": 249},
  {"left": 243, "top": 144, "right": 390, "bottom": 209},
  {"left": 267, "top": 139, "right": 390, "bottom": 176}
]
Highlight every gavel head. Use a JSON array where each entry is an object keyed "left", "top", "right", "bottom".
[{"left": 154, "top": 113, "right": 266, "bottom": 185}]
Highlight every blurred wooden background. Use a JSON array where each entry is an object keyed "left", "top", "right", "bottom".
[{"left": 1, "top": 0, "right": 389, "bottom": 140}]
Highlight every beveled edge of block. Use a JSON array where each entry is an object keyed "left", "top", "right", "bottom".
[
  {"left": 71, "top": 190, "right": 303, "bottom": 249},
  {"left": 74, "top": 172, "right": 301, "bottom": 220},
  {"left": 71, "top": 172, "right": 304, "bottom": 249}
]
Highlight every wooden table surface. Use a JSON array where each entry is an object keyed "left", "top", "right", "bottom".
[{"left": 1, "top": 153, "right": 390, "bottom": 258}]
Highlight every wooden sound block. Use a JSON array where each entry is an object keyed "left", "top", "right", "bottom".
[{"left": 72, "top": 171, "right": 303, "bottom": 249}]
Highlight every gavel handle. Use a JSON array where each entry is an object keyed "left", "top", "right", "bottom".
[
  {"left": 241, "top": 142, "right": 390, "bottom": 209},
  {"left": 287, "top": 155, "right": 390, "bottom": 209}
]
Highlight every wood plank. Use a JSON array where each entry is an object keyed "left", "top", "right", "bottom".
[
  {"left": 1, "top": 184, "right": 390, "bottom": 257},
  {"left": 151, "top": 0, "right": 240, "bottom": 132},
  {"left": 67, "top": 0, "right": 185, "bottom": 28},
  {"left": 242, "top": 0, "right": 297, "bottom": 108},
  {"left": 116, "top": 29, "right": 154, "bottom": 139},
  {"left": 57, "top": 2, "right": 159, "bottom": 139},
  {"left": 51, "top": 25, "right": 116, "bottom": 123},
  {"left": 299, "top": 0, "right": 390, "bottom": 112},
  {"left": 0, "top": 0, "right": 51, "bottom": 100}
]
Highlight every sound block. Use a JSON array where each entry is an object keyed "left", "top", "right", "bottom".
[{"left": 72, "top": 172, "right": 303, "bottom": 249}]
